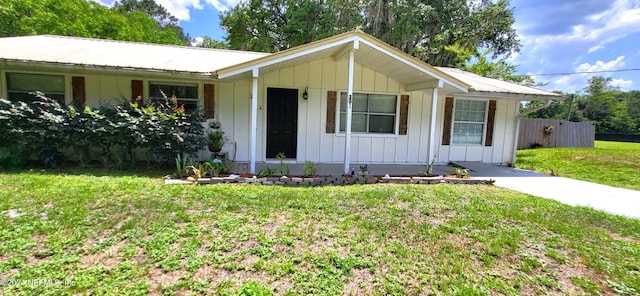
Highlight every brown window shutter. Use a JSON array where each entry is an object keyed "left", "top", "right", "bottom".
[
  {"left": 203, "top": 84, "right": 215, "bottom": 119},
  {"left": 131, "top": 80, "right": 143, "bottom": 104},
  {"left": 71, "top": 76, "right": 86, "bottom": 107},
  {"left": 326, "top": 91, "right": 337, "bottom": 133},
  {"left": 399, "top": 95, "right": 409, "bottom": 135},
  {"left": 485, "top": 100, "right": 497, "bottom": 147},
  {"left": 442, "top": 97, "right": 454, "bottom": 145}
]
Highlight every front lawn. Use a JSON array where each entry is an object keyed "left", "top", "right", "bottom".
[
  {"left": 516, "top": 141, "right": 640, "bottom": 191},
  {"left": 1, "top": 171, "right": 639, "bottom": 295}
]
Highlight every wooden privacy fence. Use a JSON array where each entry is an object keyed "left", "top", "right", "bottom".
[{"left": 518, "top": 118, "right": 595, "bottom": 150}]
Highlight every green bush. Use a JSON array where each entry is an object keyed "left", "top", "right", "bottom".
[{"left": 0, "top": 93, "right": 204, "bottom": 169}]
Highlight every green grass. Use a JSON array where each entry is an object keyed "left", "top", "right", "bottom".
[
  {"left": 516, "top": 141, "right": 640, "bottom": 191},
  {"left": 1, "top": 170, "right": 640, "bottom": 295}
]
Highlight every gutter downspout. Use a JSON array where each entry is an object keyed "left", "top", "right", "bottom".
[{"left": 510, "top": 98, "right": 554, "bottom": 165}]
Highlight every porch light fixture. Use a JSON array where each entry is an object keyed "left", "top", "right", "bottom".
[{"left": 303, "top": 87, "right": 309, "bottom": 100}]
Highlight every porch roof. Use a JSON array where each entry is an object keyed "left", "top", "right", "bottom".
[
  {"left": 437, "top": 67, "right": 564, "bottom": 100},
  {"left": 215, "top": 30, "right": 471, "bottom": 93}
]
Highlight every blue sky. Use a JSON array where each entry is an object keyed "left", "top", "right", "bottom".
[{"left": 97, "top": 0, "right": 640, "bottom": 94}]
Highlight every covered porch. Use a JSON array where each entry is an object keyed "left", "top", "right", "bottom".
[{"left": 214, "top": 30, "right": 470, "bottom": 174}]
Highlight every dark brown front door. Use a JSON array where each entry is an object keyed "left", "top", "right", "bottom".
[{"left": 266, "top": 88, "right": 298, "bottom": 158}]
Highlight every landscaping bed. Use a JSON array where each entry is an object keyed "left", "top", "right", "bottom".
[{"left": 166, "top": 174, "right": 495, "bottom": 186}]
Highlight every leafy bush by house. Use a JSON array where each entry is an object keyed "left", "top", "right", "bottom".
[{"left": 0, "top": 92, "right": 204, "bottom": 168}]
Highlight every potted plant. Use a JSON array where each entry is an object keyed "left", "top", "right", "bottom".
[{"left": 206, "top": 129, "right": 226, "bottom": 153}]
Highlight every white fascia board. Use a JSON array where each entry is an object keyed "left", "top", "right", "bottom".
[
  {"left": 358, "top": 38, "right": 468, "bottom": 93},
  {"left": 217, "top": 37, "right": 356, "bottom": 79}
]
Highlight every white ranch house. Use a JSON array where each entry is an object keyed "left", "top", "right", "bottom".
[{"left": 0, "top": 31, "right": 561, "bottom": 173}]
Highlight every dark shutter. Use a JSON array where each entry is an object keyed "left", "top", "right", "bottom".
[
  {"left": 442, "top": 97, "right": 454, "bottom": 145},
  {"left": 203, "top": 83, "right": 215, "bottom": 119},
  {"left": 399, "top": 95, "right": 409, "bottom": 135},
  {"left": 326, "top": 91, "right": 337, "bottom": 133},
  {"left": 485, "top": 100, "right": 497, "bottom": 147},
  {"left": 71, "top": 76, "right": 86, "bottom": 107},
  {"left": 131, "top": 80, "right": 143, "bottom": 104}
]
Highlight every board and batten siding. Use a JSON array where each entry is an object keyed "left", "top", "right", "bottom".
[
  {"left": 435, "top": 97, "right": 518, "bottom": 165},
  {"left": 218, "top": 57, "right": 441, "bottom": 164}
]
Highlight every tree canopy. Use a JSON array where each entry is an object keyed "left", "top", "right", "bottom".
[
  {"left": 523, "top": 76, "right": 640, "bottom": 134},
  {"left": 0, "top": 0, "right": 188, "bottom": 45},
  {"left": 220, "top": 0, "right": 521, "bottom": 68}
]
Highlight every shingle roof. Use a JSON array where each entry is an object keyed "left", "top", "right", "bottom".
[{"left": 0, "top": 35, "right": 268, "bottom": 75}]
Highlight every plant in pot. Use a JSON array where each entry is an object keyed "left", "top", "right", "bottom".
[{"left": 207, "top": 129, "right": 226, "bottom": 153}]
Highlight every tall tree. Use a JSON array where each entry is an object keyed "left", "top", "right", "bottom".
[
  {"left": 220, "top": 0, "right": 520, "bottom": 67},
  {"left": 221, "top": 0, "right": 361, "bottom": 52},
  {"left": 584, "top": 76, "right": 618, "bottom": 96},
  {"left": 112, "top": 0, "right": 190, "bottom": 44},
  {"left": 0, "top": 0, "right": 188, "bottom": 45}
]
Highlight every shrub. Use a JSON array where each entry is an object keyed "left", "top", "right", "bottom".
[{"left": 0, "top": 93, "right": 205, "bottom": 169}]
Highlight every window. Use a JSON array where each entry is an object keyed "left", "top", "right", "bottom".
[
  {"left": 149, "top": 82, "right": 198, "bottom": 112},
  {"left": 339, "top": 92, "right": 397, "bottom": 134},
  {"left": 6, "top": 72, "right": 65, "bottom": 103},
  {"left": 452, "top": 100, "right": 487, "bottom": 144}
]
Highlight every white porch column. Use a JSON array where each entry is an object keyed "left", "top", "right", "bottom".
[
  {"left": 428, "top": 80, "right": 444, "bottom": 164},
  {"left": 250, "top": 68, "right": 259, "bottom": 174},
  {"left": 344, "top": 40, "right": 359, "bottom": 174}
]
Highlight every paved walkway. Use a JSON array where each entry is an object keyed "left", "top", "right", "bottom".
[{"left": 455, "top": 162, "right": 640, "bottom": 219}]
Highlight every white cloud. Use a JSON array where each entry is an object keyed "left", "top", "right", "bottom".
[
  {"left": 611, "top": 78, "right": 633, "bottom": 90},
  {"left": 587, "top": 45, "right": 603, "bottom": 53},
  {"left": 512, "top": 0, "right": 640, "bottom": 93},
  {"left": 153, "top": 0, "right": 243, "bottom": 20},
  {"left": 154, "top": 0, "right": 203, "bottom": 21},
  {"left": 92, "top": 0, "right": 244, "bottom": 21},
  {"left": 575, "top": 56, "right": 625, "bottom": 73}
]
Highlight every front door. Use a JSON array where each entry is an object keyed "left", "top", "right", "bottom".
[{"left": 266, "top": 88, "right": 298, "bottom": 158}]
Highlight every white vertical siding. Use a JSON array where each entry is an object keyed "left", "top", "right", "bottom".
[
  {"left": 435, "top": 98, "right": 518, "bottom": 165},
  {"left": 220, "top": 57, "right": 446, "bottom": 164}
]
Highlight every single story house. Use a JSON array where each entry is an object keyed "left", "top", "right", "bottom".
[{"left": 0, "top": 31, "right": 562, "bottom": 173}]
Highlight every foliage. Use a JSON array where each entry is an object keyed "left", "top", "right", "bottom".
[
  {"left": 451, "top": 167, "right": 469, "bottom": 178},
  {"left": 200, "top": 158, "right": 227, "bottom": 177},
  {"left": 0, "top": 94, "right": 205, "bottom": 169},
  {"left": 523, "top": 77, "right": 640, "bottom": 134},
  {"left": 174, "top": 154, "right": 195, "bottom": 178},
  {"left": 112, "top": 0, "right": 190, "bottom": 44},
  {"left": 257, "top": 166, "right": 278, "bottom": 177},
  {"left": 516, "top": 141, "right": 640, "bottom": 191},
  {"left": 420, "top": 154, "right": 438, "bottom": 176},
  {"left": 39, "top": 147, "right": 67, "bottom": 169},
  {"left": 220, "top": 0, "right": 520, "bottom": 67},
  {"left": 0, "top": 0, "right": 188, "bottom": 45},
  {"left": 302, "top": 161, "right": 317, "bottom": 177},
  {"left": 276, "top": 152, "right": 290, "bottom": 176},
  {"left": 206, "top": 130, "right": 226, "bottom": 152},
  {"left": 194, "top": 36, "right": 228, "bottom": 49},
  {"left": 1, "top": 171, "right": 640, "bottom": 295}
]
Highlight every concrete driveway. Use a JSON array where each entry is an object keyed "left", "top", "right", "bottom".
[{"left": 456, "top": 162, "right": 640, "bottom": 219}]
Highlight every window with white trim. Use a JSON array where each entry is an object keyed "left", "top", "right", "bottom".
[
  {"left": 149, "top": 82, "right": 198, "bottom": 112},
  {"left": 452, "top": 99, "right": 486, "bottom": 144},
  {"left": 339, "top": 92, "right": 397, "bottom": 134},
  {"left": 6, "top": 72, "right": 65, "bottom": 103}
]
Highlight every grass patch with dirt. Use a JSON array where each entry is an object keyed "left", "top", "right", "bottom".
[
  {"left": 1, "top": 170, "right": 639, "bottom": 295},
  {"left": 516, "top": 141, "right": 640, "bottom": 191}
]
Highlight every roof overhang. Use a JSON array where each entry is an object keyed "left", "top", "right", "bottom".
[
  {"left": 450, "top": 91, "right": 565, "bottom": 101},
  {"left": 215, "top": 31, "right": 470, "bottom": 93},
  {"left": 0, "top": 59, "right": 215, "bottom": 81}
]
